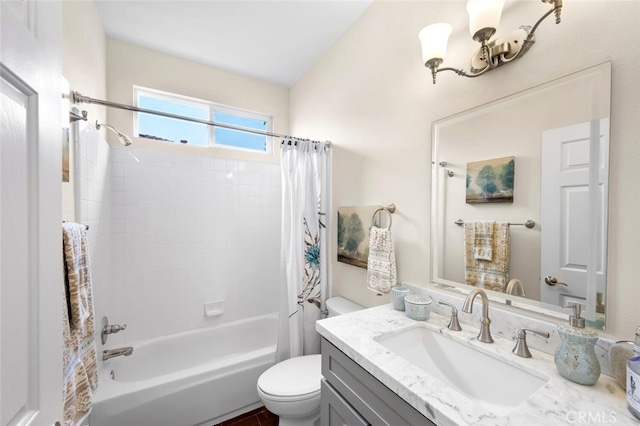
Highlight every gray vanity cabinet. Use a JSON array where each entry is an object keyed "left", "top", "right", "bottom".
[
  {"left": 321, "top": 380, "right": 369, "bottom": 426},
  {"left": 321, "top": 338, "right": 436, "bottom": 426}
]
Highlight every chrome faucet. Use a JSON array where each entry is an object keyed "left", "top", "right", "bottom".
[
  {"left": 103, "top": 346, "right": 134, "bottom": 361},
  {"left": 461, "top": 288, "right": 493, "bottom": 343},
  {"left": 512, "top": 328, "right": 550, "bottom": 358},
  {"left": 438, "top": 301, "right": 462, "bottom": 331},
  {"left": 506, "top": 279, "right": 526, "bottom": 297},
  {"left": 101, "top": 316, "right": 127, "bottom": 345},
  {"left": 505, "top": 279, "right": 526, "bottom": 306}
]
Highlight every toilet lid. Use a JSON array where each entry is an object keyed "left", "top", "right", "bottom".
[{"left": 258, "top": 354, "right": 322, "bottom": 397}]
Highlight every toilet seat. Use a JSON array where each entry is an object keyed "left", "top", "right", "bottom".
[
  {"left": 257, "top": 354, "right": 321, "bottom": 400},
  {"left": 258, "top": 386, "right": 320, "bottom": 403}
]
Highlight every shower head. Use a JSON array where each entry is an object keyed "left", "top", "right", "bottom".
[
  {"left": 95, "top": 120, "right": 132, "bottom": 146},
  {"left": 119, "top": 133, "right": 133, "bottom": 146}
]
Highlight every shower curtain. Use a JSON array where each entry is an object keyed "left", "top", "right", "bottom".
[{"left": 277, "top": 139, "right": 331, "bottom": 361}]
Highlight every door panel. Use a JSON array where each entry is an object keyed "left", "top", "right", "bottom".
[
  {"left": 1, "top": 77, "right": 31, "bottom": 426},
  {"left": 540, "top": 120, "right": 608, "bottom": 321},
  {"left": 1, "top": 1, "right": 62, "bottom": 425}
]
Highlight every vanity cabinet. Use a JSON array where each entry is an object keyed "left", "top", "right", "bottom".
[{"left": 321, "top": 338, "right": 435, "bottom": 426}]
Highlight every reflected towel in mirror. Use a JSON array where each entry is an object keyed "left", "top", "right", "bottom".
[
  {"left": 471, "top": 220, "right": 495, "bottom": 261},
  {"left": 464, "top": 221, "right": 510, "bottom": 292}
]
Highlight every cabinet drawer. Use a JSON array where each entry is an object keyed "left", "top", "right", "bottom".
[
  {"left": 321, "top": 379, "right": 369, "bottom": 426},
  {"left": 322, "top": 338, "right": 435, "bottom": 426}
]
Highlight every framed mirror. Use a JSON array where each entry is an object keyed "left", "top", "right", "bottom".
[{"left": 431, "top": 62, "right": 611, "bottom": 329}]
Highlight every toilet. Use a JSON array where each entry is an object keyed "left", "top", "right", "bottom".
[{"left": 257, "top": 297, "right": 363, "bottom": 426}]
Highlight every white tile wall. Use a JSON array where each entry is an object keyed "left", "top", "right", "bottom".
[
  {"left": 108, "top": 148, "right": 281, "bottom": 344},
  {"left": 77, "top": 126, "right": 112, "bottom": 347}
]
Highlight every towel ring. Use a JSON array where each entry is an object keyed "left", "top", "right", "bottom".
[{"left": 372, "top": 206, "right": 393, "bottom": 230}]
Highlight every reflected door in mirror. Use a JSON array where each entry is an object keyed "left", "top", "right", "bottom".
[{"left": 541, "top": 120, "right": 608, "bottom": 323}]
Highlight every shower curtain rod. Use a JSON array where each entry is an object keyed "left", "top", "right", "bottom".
[{"left": 72, "top": 91, "right": 331, "bottom": 147}]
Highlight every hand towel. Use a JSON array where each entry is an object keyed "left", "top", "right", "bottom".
[
  {"left": 472, "top": 220, "right": 495, "bottom": 261},
  {"left": 63, "top": 223, "right": 94, "bottom": 330},
  {"left": 464, "top": 221, "right": 510, "bottom": 292},
  {"left": 367, "top": 226, "right": 397, "bottom": 294},
  {"left": 62, "top": 223, "right": 98, "bottom": 426}
]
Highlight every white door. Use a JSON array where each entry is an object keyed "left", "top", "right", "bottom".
[
  {"left": 540, "top": 119, "right": 608, "bottom": 320},
  {"left": 1, "top": 1, "right": 63, "bottom": 425}
]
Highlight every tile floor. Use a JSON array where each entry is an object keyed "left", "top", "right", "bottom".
[{"left": 214, "top": 406, "right": 278, "bottom": 426}]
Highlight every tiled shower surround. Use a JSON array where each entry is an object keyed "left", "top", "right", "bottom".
[
  {"left": 81, "top": 142, "right": 281, "bottom": 345},
  {"left": 109, "top": 148, "right": 281, "bottom": 343},
  {"left": 77, "top": 127, "right": 113, "bottom": 342}
]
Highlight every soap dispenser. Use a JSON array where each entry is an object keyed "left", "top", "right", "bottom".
[{"left": 554, "top": 302, "right": 601, "bottom": 385}]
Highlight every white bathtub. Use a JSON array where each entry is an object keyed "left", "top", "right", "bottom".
[{"left": 90, "top": 313, "right": 278, "bottom": 426}]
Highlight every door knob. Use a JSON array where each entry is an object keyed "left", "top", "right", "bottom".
[{"left": 544, "top": 276, "right": 568, "bottom": 287}]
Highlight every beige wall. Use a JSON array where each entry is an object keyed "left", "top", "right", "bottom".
[
  {"left": 290, "top": 0, "right": 640, "bottom": 338},
  {"left": 106, "top": 39, "right": 289, "bottom": 164},
  {"left": 62, "top": 0, "right": 108, "bottom": 220}
]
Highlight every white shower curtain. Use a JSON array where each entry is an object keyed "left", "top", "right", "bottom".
[{"left": 277, "top": 139, "right": 331, "bottom": 361}]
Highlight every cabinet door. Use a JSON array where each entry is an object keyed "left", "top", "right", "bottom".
[
  {"left": 321, "top": 380, "right": 369, "bottom": 426},
  {"left": 322, "top": 338, "right": 436, "bottom": 426}
]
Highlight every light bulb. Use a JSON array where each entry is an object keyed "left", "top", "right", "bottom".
[{"left": 418, "top": 23, "right": 453, "bottom": 64}]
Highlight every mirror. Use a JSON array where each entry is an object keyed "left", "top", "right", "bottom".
[{"left": 431, "top": 63, "right": 611, "bottom": 329}]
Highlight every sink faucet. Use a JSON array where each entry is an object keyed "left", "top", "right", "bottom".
[
  {"left": 461, "top": 288, "right": 493, "bottom": 343},
  {"left": 506, "top": 279, "right": 525, "bottom": 297},
  {"left": 103, "top": 346, "right": 134, "bottom": 361},
  {"left": 505, "top": 279, "right": 525, "bottom": 306}
]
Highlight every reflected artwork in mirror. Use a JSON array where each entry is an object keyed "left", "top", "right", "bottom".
[{"left": 430, "top": 62, "right": 611, "bottom": 329}]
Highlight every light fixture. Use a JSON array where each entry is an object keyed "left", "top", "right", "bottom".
[
  {"left": 419, "top": 0, "right": 562, "bottom": 84},
  {"left": 95, "top": 120, "right": 132, "bottom": 146}
]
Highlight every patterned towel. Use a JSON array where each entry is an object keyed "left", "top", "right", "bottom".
[
  {"left": 367, "top": 226, "right": 397, "bottom": 294},
  {"left": 62, "top": 223, "right": 98, "bottom": 426},
  {"left": 472, "top": 220, "right": 494, "bottom": 261},
  {"left": 464, "top": 221, "right": 510, "bottom": 292}
]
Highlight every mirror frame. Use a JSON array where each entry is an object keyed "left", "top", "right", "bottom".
[{"left": 429, "top": 62, "right": 612, "bottom": 327}]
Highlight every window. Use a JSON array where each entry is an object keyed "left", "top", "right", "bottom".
[{"left": 134, "top": 87, "right": 273, "bottom": 153}]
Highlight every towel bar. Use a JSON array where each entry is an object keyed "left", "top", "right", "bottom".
[
  {"left": 454, "top": 219, "right": 535, "bottom": 229},
  {"left": 62, "top": 220, "right": 89, "bottom": 230}
]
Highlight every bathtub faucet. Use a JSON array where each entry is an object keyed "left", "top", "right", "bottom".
[{"left": 103, "top": 346, "right": 134, "bottom": 361}]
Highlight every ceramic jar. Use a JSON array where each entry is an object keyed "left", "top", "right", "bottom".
[{"left": 404, "top": 294, "right": 432, "bottom": 321}]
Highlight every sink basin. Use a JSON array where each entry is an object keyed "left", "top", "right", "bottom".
[{"left": 375, "top": 326, "right": 549, "bottom": 415}]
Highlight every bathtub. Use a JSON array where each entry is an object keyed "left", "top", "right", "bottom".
[{"left": 90, "top": 313, "right": 278, "bottom": 426}]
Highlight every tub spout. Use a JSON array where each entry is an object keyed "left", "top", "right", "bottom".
[{"left": 103, "top": 346, "right": 134, "bottom": 361}]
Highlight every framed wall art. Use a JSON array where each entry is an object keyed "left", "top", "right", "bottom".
[
  {"left": 466, "top": 156, "right": 515, "bottom": 204},
  {"left": 337, "top": 205, "right": 383, "bottom": 268}
]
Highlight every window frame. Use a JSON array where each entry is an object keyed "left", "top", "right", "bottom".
[{"left": 133, "top": 86, "right": 273, "bottom": 154}]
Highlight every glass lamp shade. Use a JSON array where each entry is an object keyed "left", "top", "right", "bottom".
[
  {"left": 466, "top": 0, "right": 505, "bottom": 37},
  {"left": 418, "top": 23, "right": 453, "bottom": 64}
]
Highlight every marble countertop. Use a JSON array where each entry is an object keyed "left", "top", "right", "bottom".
[{"left": 317, "top": 304, "right": 639, "bottom": 426}]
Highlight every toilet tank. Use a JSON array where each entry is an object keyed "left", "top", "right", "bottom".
[{"left": 326, "top": 297, "right": 363, "bottom": 317}]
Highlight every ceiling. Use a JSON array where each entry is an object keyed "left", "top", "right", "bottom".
[{"left": 95, "top": 0, "right": 375, "bottom": 87}]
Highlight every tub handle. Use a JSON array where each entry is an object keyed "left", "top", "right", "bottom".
[{"left": 101, "top": 316, "right": 127, "bottom": 344}]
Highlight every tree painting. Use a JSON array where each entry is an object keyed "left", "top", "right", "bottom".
[
  {"left": 466, "top": 156, "right": 515, "bottom": 203},
  {"left": 337, "top": 206, "right": 378, "bottom": 268},
  {"left": 337, "top": 212, "right": 345, "bottom": 247},
  {"left": 500, "top": 158, "right": 515, "bottom": 190},
  {"left": 475, "top": 165, "right": 497, "bottom": 198}
]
